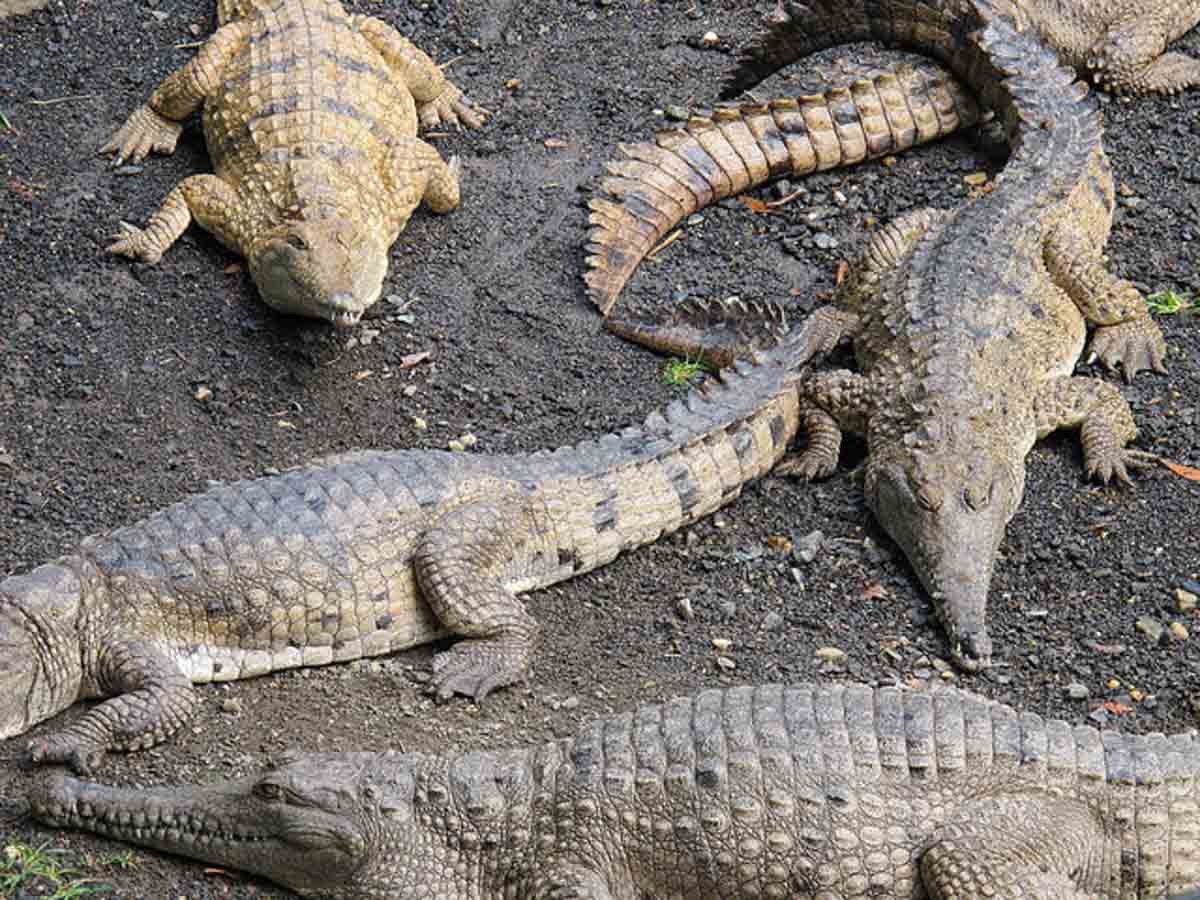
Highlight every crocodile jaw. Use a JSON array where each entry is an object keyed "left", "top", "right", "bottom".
[
  {"left": 248, "top": 221, "right": 388, "bottom": 327},
  {"left": 30, "top": 765, "right": 373, "bottom": 898},
  {"left": 867, "top": 451, "right": 1022, "bottom": 671}
]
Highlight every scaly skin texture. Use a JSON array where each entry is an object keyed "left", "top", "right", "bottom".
[
  {"left": 586, "top": 60, "right": 981, "bottom": 315},
  {"left": 100, "top": 0, "right": 485, "bottom": 326},
  {"left": 612, "top": 0, "right": 1170, "bottom": 672},
  {"left": 28, "top": 683, "right": 1200, "bottom": 899},
  {"left": 585, "top": 0, "right": 1200, "bottom": 316},
  {"left": 0, "top": 0, "right": 49, "bottom": 17},
  {"left": 0, "top": 327, "right": 815, "bottom": 773}
]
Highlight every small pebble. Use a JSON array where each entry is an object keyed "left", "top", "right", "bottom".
[
  {"left": 1177, "top": 588, "right": 1198, "bottom": 613},
  {"left": 675, "top": 596, "right": 695, "bottom": 621},
  {"left": 760, "top": 611, "right": 783, "bottom": 631},
  {"left": 815, "top": 646, "right": 846, "bottom": 663},
  {"left": 220, "top": 698, "right": 242, "bottom": 715},
  {"left": 1064, "top": 682, "right": 1090, "bottom": 700},
  {"left": 712, "top": 637, "right": 733, "bottom": 652},
  {"left": 1170, "top": 621, "right": 1190, "bottom": 641},
  {"left": 1136, "top": 617, "right": 1164, "bottom": 643}
]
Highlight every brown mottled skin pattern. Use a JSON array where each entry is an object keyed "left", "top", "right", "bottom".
[
  {"left": 614, "top": 0, "right": 1170, "bottom": 672},
  {"left": 101, "top": 0, "right": 485, "bottom": 327},
  {"left": 0, "top": 323, "right": 813, "bottom": 773},
  {"left": 585, "top": 0, "right": 1200, "bottom": 316},
  {"left": 28, "top": 684, "right": 1200, "bottom": 898}
]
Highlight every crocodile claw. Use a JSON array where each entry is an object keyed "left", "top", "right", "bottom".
[
  {"left": 1084, "top": 448, "right": 1156, "bottom": 487},
  {"left": 431, "top": 636, "right": 530, "bottom": 702},
  {"left": 26, "top": 736, "right": 107, "bottom": 776},
  {"left": 106, "top": 222, "right": 162, "bottom": 264},
  {"left": 774, "top": 450, "right": 838, "bottom": 481},
  {"left": 1088, "top": 320, "right": 1168, "bottom": 382},
  {"left": 418, "top": 88, "right": 487, "bottom": 131},
  {"left": 949, "top": 629, "right": 993, "bottom": 672},
  {"left": 98, "top": 104, "right": 183, "bottom": 166}
]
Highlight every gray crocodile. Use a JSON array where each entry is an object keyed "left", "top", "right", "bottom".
[
  {"left": 28, "top": 682, "right": 1200, "bottom": 898},
  {"left": 0, "top": 322, "right": 815, "bottom": 773},
  {"left": 585, "top": 0, "right": 1200, "bottom": 316},
  {"left": 609, "top": 0, "right": 1170, "bottom": 671}
]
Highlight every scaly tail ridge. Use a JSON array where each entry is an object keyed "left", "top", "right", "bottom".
[{"left": 585, "top": 63, "right": 981, "bottom": 315}]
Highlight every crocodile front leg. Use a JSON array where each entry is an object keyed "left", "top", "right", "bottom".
[
  {"left": 352, "top": 15, "right": 486, "bottom": 130},
  {"left": 107, "top": 174, "right": 252, "bottom": 264},
  {"left": 100, "top": 20, "right": 251, "bottom": 165},
  {"left": 920, "top": 793, "right": 1104, "bottom": 898},
  {"left": 382, "top": 137, "right": 463, "bottom": 234},
  {"left": 1044, "top": 217, "right": 1167, "bottom": 380},
  {"left": 1033, "top": 375, "right": 1149, "bottom": 485},
  {"left": 26, "top": 640, "right": 198, "bottom": 774},
  {"left": 776, "top": 368, "right": 872, "bottom": 479},
  {"left": 415, "top": 499, "right": 541, "bottom": 702}
]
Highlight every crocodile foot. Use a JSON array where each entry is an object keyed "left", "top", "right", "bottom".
[
  {"left": 98, "top": 104, "right": 183, "bottom": 166},
  {"left": 418, "top": 87, "right": 487, "bottom": 131},
  {"left": 774, "top": 450, "right": 838, "bottom": 481},
  {"left": 26, "top": 735, "right": 106, "bottom": 776},
  {"left": 431, "top": 636, "right": 531, "bottom": 702},
  {"left": 1088, "top": 319, "right": 1168, "bottom": 382},
  {"left": 1084, "top": 447, "right": 1157, "bottom": 487},
  {"left": 106, "top": 222, "right": 163, "bottom": 264}
]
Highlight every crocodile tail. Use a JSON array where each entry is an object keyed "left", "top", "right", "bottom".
[
  {"left": 605, "top": 296, "right": 791, "bottom": 369},
  {"left": 584, "top": 62, "right": 980, "bottom": 316}
]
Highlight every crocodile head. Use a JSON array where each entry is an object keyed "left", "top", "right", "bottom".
[
  {"left": 866, "top": 440, "right": 1025, "bottom": 671},
  {"left": 0, "top": 565, "right": 84, "bottom": 740},
  {"left": 29, "top": 751, "right": 437, "bottom": 899},
  {"left": 248, "top": 220, "right": 389, "bottom": 328}
]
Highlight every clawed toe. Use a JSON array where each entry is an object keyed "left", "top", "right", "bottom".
[
  {"left": 431, "top": 637, "right": 531, "bottom": 702},
  {"left": 26, "top": 738, "right": 106, "bottom": 775}
]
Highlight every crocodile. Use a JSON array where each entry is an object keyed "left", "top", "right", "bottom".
[
  {"left": 0, "top": 322, "right": 817, "bottom": 774},
  {"left": 585, "top": 0, "right": 1200, "bottom": 316},
  {"left": 100, "top": 0, "right": 485, "bottom": 327},
  {"left": 610, "top": 0, "right": 1169, "bottom": 671},
  {"left": 28, "top": 682, "right": 1200, "bottom": 898}
]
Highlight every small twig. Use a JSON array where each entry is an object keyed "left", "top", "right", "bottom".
[
  {"left": 765, "top": 187, "right": 807, "bottom": 209},
  {"left": 174, "top": 40, "right": 205, "bottom": 49},
  {"left": 29, "top": 94, "right": 95, "bottom": 106},
  {"left": 646, "top": 228, "right": 684, "bottom": 260},
  {"left": 439, "top": 54, "right": 465, "bottom": 70},
  {"left": 0, "top": 111, "right": 11, "bottom": 131}
]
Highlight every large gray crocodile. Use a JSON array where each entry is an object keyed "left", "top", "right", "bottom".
[
  {"left": 28, "top": 682, "right": 1200, "bottom": 898},
  {"left": 585, "top": 0, "right": 1200, "bottom": 315},
  {"left": 100, "top": 0, "right": 485, "bottom": 326},
  {"left": 610, "top": 0, "right": 1169, "bottom": 672},
  {"left": 0, "top": 322, "right": 816, "bottom": 773}
]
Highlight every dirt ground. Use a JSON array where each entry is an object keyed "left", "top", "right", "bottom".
[{"left": 0, "top": 1, "right": 1198, "bottom": 896}]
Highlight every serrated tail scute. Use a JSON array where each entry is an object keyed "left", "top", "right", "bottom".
[{"left": 585, "top": 64, "right": 980, "bottom": 316}]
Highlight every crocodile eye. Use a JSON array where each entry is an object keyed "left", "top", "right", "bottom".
[
  {"left": 286, "top": 234, "right": 308, "bottom": 251},
  {"left": 255, "top": 782, "right": 284, "bottom": 801}
]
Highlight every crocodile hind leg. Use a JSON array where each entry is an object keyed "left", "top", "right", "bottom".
[
  {"left": 107, "top": 174, "right": 251, "bottom": 264},
  {"left": 776, "top": 369, "right": 872, "bottom": 479},
  {"left": 1044, "top": 218, "right": 1168, "bottom": 380},
  {"left": 100, "top": 19, "right": 251, "bottom": 166},
  {"left": 1088, "top": 11, "right": 1200, "bottom": 95},
  {"left": 920, "top": 793, "right": 1104, "bottom": 898},
  {"left": 353, "top": 15, "right": 486, "bottom": 130},
  {"left": 26, "top": 640, "right": 198, "bottom": 774},
  {"left": 1033, "top": 375, "right": 1150, "bottom": 486},
  {"left": 415, "top": 500, "right": 542, "bottom": 702}
]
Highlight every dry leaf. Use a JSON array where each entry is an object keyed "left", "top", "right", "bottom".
[
  {"left": 1162, "top": 459, "right": 1200, "bottom": 481},
  {"left": 860, "top": 582, "right": 888, "bottom": 601},
  {"left": 543, "top": 137, "right": 568, "bottom": 149},
  {"left": 399, "top": 350, "right": 432, "bottom": 369},
  {"left": 352, "top": 370, "right": 373, "bottom": 381},
  {"left": 737, "top": 195, "right": 771, "bottom": 214},
  {"left": 1102, "top": 700, "right": 1133, "bottom": 716},
  {"left": 835, "top": 260, "right": 850, "bottom": 286},
  {"left": 765, "top": 534, "right": 793, "bottom": 553}
]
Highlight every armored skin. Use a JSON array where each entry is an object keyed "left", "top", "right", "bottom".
[
  {"left": 101, "top": 0, "right": 485, "bottom": 326},
  {"left": 28, "top": 683, "right": 1200, "bottom": 898},
  {"left": 585, "top": 0, "right": 1200, "bottom": 315},
  {"left": 0, "top": 320, "right": 816, "bottom": 773},
  {"left": 602, "top": 0, "right": 1170, "bottom": 671}
]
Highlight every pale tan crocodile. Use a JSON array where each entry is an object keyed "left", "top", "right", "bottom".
[{"left": 102, "top": 0, "right": 486, "bottom": 326}]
